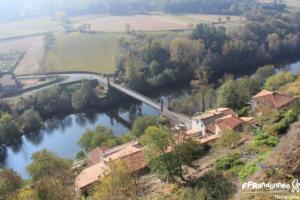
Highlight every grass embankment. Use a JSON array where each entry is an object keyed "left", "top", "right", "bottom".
[{"left": 43, "top": 33, "right": 122, "bottom": 73}]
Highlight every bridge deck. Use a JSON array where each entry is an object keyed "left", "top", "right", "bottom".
[
  {"left": 15, "top": 73, "right": 192, "bottom": 126},
  {"left": 110, "top": 82, "right": 192, "bottom": 126}
]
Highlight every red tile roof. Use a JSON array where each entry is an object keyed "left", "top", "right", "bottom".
[
  {"left": 252, "top": 90, "right": 294, "bottom": 108},
  {"left": 87, "top": 147, "right": 108, "bottom": 166},
  {"left": 122, "top": 150, "right": 147, "bottom": 172},
  {"left": 76, "top": 142, "right": 147, "bottom": 190},
  {"left": 75, "top": 162, "right": 110, "bottom": 189},
  {"left": 216, "top": 114, "right": 245, "bottom": 132}
]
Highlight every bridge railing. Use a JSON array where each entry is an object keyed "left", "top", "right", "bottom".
[{"left": 110, "top": 82, "right": 161, "bottom": 108}]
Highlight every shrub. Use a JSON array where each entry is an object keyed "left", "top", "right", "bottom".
[
  {"left": 217, "top": 130, "right": 241, "bottom": 148},
  {"left": 239, "top": 162, "right": 257, "bottom": 180},
  {"left": 268, "top": 109, "right": 298, "bottom": 135},
  {"left": 215, "top": 153, "right": 244, "bottom": 170},
  {"left": 253, "top": 131, "right": 279, "bottom": 147}
]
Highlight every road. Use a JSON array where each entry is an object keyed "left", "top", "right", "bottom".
[
  {"left": 9, "top": 72, "right": 192, "bottom": 126},
  {"left": 5, "top": 73, "right": 108, "bottom": 101}
]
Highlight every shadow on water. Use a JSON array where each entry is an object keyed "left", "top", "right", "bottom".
[
  {"left": 10, "top": 138, "right": 23, "bottom": 153},
  {"left": 44, "top": 116, "right": 73, "bottom": 133},
  {"left": 25, "top": 131, "right": 44, "bottom": 146},
  {"left": 0, "top": 145, "right": 7, "bottom": 163}
]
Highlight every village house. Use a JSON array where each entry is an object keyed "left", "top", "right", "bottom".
[
  {"left": 0, "top": 72, "right": 21, "bottom": 96},
  {"left": 251, "top": 90, "right": 294, "bottom": 111},
  {"left": 187, "top": 108, "right": 236, "bottom": 138},
  {"left": 213, "top": 114, "right": 254, "bottom": 135},
  {"left": 185, "top": 107, "right": 254, "bottom": 141},
  {"left": 75, "top": 141, "right": 147, "bottom": 193}
]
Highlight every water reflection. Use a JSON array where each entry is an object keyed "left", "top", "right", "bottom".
[
  {"left": 25, "top": 131, "right": 44, "bottom": 146},
  {"left": 0, "top": 101, "right": 160, "bottom": 178},
  {"left": 10, "top": 139, "right": 23, "bottom": 153}
]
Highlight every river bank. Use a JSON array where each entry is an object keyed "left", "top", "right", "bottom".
[{"left": 1, "top": 57, "right": 300, "bottom": 179}]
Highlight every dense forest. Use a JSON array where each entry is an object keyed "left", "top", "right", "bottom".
[
  {"left": 115, "top": 9, "right": 300, "bottom": 94},
  {"left": 0, "top": 0, "right": 285, "bottom": 22}
]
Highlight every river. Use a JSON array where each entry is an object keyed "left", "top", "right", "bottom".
[
  {"left": 1, "top": 60, "right": 300, "bottom": 179},
  {"left": 0, "top": 83, "right": 190, "bottom": 178}
]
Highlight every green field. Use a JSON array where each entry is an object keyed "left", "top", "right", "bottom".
[{"left": 43, "top": 33, "right": 122, "bottom": 73}]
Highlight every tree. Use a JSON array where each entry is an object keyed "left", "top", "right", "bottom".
[
  {"left": 72, "top": 81, "right": 97, "bottom": 111},
  {"left": 141, "top": 126, "right": 206, "bottom": 184},
  {"left": 35, "top": 86, "right": 72, "bottom": 118},
  {"left": 34, "top": 178, "right": 74, "bottom": 200},
  {"left": 78, "top": 125, "right": 119, "bottom": 152},
  {"left": 264, "top": 72, "right": 296, "bottom": 90},
  {"left": 125, "top": 23, "right": 131, "bottom": 33},
  {"left": 141, "top": 126, "right": 176, "bottom": 181},
  {"left": 0, "top": 113, "right": 21, "bottom": 144},
  {"left": 217, "top": 80, "right": 240, "bottom": 109},
  {"left": 217, "top": 130, "right": 241, "bottom": 148},
  {"left": 149, "top": 60, "right": 160, "bottom": 76},
  {"left": 143, "top": 41, "right": 169, "bottom": 66},
  {"left": 26, "top": 149, "right": 73, "bottom": 181},
  {"left": 19, "top": 109, "right": 43, "bottom": 133},
  {"left": 11, "top": 188, "right": 38, "bottom": 200},
  {"left": 192, "top": 170, "right": 236, "bottom": 200},
  {"left": 175, "top": 139, "right": 206, "bottom": 168},
  {"left": 0, "top": 169, "right": 22, "bottom": 198},
  {"left": 131, "top": 116, "right": 158, "bottom": 137},
  {"left": 93, "top": 159, "right": 139, "bottom": 200},
  {"left": 191, "top": 66, "right": 212, "bottom": 112},
  {"left": 44, "top": 32, "right": 54, "bottom": 51},
  {"left": 170, "top": 38, "right": 205, "bottom": 67},
  {"left": 254, "top": 65, "right": 276, "bottom": 85},
  {"left": 191, "top": 24, "right": 226, "bottom": 51}
]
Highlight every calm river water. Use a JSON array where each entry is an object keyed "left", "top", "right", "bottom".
[
  {"left": 0, "top": 84, "right": 190, "bottom": 178},
  {"left": 1, "top": 59, "right": 300, "bottom": 178}
]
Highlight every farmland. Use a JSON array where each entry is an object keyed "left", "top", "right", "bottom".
[
  {"left": 42, "top": 33, "right": 122, "bottom": 73},
  {"left": 0, "top": 17, "right": 62, "bottom": 40},
  {"left": 0, "top": 14, "right": 245, "bottom": 75},
  {"left": 71, "top": 14, "right": 245, "bottom": 32},
  {"left": 0, "top": 36, "right": 45, "bottom": 75}
]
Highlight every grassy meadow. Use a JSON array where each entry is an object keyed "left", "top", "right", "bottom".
[{"left": 42, "top": 33, "right": 122, "bottom": 73}]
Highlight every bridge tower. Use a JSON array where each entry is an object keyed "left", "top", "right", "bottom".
[
  {"left": 107, "top": 76, "right": 110, "bottom": 86},
  {"left": 166, "top": 97, "right": 170, "bottom": 110},
  {"left": 160, "top": 99, "right": 164, "bottom": 111}
]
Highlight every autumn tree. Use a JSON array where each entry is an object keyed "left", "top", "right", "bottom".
[
  {"left": 26, "top": 149, "right": 73, "bottom": 181},
  {"left": 0, "top": 169, "right": 22, "bottom": 198},
  {"left": 170, "top": 38, "right": 205, "bottom": 67},
  {"left": 11, "top": 188, "right": 38, "bottom": 200},
  {"left": 93, "top": 159, "right": 139, "bottom": 200}
]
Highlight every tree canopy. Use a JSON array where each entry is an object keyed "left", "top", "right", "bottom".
[{"left": 26, "top": 149, "right": 73, "bottom": 181}]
